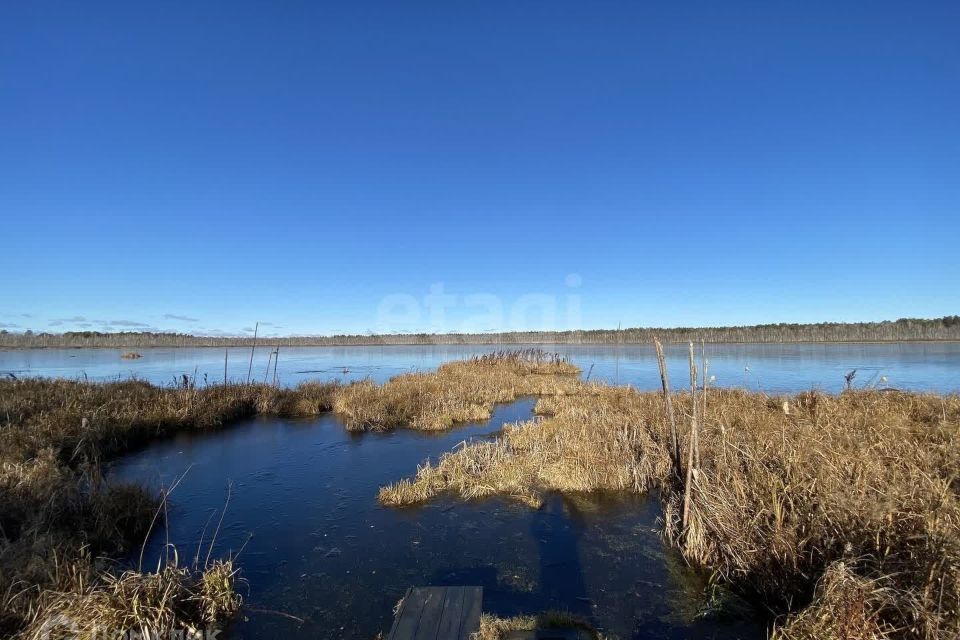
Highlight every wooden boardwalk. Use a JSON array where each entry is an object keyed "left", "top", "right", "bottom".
[{"left": 387, "top": 586, "right": 482, "bottom": 640}]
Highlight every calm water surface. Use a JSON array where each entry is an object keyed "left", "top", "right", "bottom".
[
  {"left": 111, "top": 401, "right": 766, "bottom": 639},
  {"left": 3, "top": 342, "right": 959, "bottom": 392}
]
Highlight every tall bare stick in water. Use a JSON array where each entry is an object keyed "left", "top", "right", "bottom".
[
  {"left": 272, "top": 346, "right": 280, "bottom": 386},
  {"left": 223, "top": 349, "right": 228, "bottom": 385},
  {"left": 615, "top": 321, "right": 621, "bottom": 385},
  {"left": 701, "top": 341, "right": 709, "bottom": 418},
  {"left": 245, "top": 322, "right": 258, "bottom": 384},
  {"left": 654, "top": 338, "right": 681, "bottom": 478},
  {"left": 263, "top": 350, "right": 273, "bottom": 384},
  {"left": 682, "top": 341, "right": 699, "bottom": 535}
]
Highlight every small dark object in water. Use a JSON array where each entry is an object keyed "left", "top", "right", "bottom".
[{"left": 844, "top": 369, "right": 857, "bottom": 390}]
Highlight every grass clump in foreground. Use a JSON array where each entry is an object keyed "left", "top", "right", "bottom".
[
  {"left": 333, "top": 349, "right": 580, "bottom": 431},
  {"left": 0, "top": 377, "right": 340, "bottom": 638},
  {"left": 381, "top": 384, "right": 960, "bottom": 639},
  {"left": 473, "top": 611, "right": 602, "bottom": 639}
]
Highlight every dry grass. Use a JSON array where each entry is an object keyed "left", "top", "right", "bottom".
[
  {"left": 379, "top": 384, "right": 667, "bottom": 508},
  {"left": 18, "top": 553, "right": 240, "bottom": 640},
  {"left": 0, "top": 377, "right": 339, "bottom": 638},
  {"left": 381, "top": 386, "right": 960, "bottom": 639},
  {"left": 334, "top": 349, "right": 580, "bottom": 431},
  {"left": 771, "top": 561, "right": 898, "bottom": 640},
  {"left": 472, "top": 611, "right": 603, "bottom": 640}
]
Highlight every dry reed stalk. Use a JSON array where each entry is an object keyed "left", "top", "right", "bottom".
[
  {"left": 245, "top": 322, "right": 258, "bottom": 383},
  {"left": 681, "top": 341, "right": 699, "bottom": 535},
  {"left": 654, "top": 338, "right": 681, "bottom": 479}
]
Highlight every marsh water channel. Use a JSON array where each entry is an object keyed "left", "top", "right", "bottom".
[{"left": 111, "top": 399, "right": 767, "bottom": 639}]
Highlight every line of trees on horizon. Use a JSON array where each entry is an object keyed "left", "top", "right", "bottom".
[{"left": 1, "top": 316, "right": 958, "bottom": 348}]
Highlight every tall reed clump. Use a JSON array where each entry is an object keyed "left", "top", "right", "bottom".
[
  {"left": 0, "top": 377, "right": 340, "bottom": 638},
  {"left": 379, "top": 377, "right": 960, "bottom": 638},
  {"left": 333, "top": 349, "right": 580, "bottom": 431}
]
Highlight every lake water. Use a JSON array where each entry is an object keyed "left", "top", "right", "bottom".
[
  {"left": 3, "top": 342, "right": 960, "bottom": 393},
  {"left": 111, "top": 400, "right": 766, "bottom": 639}
]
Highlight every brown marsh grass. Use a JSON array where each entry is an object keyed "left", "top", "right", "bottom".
[
  {"left": 0, "top": 377, "right": 339, "bottom": 638},
  {"left": 333, "top": 349, "right": 580, "bottom": 431},
  {"left": 473, "top": 611, "right": 602, "bottom": 639},
  {"left": 381, "top": 385, "right": 960, "bottom": 639}
]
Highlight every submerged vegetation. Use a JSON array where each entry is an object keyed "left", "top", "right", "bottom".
[
  {"left": 3, "top": 348, "right": 957, "bottom": 638},
  {"left": 381, "top": 352, "right": 960, "bottom": 639}
]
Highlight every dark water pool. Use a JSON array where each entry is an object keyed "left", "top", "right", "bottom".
[{"left": 110, "top": 400, "right": 767, "bottom": 639}]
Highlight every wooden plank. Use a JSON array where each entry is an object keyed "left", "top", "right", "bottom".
[
  {"left": 388, "top": 586, "right": 483, "bottom": 640},
  {"left": 386, "top": 588, "right": 413, "bottom": 640},
  {"left": 435, "top": 587, "right": 466, "bottom": 640},
  {"left": 388, "top": 587, "right": 428, "bottom": 640},
  {"left": 458, "top": 586, "right": 483, "bottom": 640},
  {"left": 412, "top": 587, "right": 448, "bottom": 640}
]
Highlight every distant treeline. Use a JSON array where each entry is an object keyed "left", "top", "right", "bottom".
[{"left": 1, "top": 316, "right": 958, "bottom": 348}]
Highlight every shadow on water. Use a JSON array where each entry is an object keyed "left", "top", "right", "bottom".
[
  {"left": 109, "top": 400, "right": 768, "bottom": 640},
  {"left": 429, "top": 493, "right": 591, "bottom": 619}
]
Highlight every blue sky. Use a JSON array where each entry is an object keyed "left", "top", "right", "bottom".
[{"left": 2, "top": 1, "right": 957, "bottom": 336}]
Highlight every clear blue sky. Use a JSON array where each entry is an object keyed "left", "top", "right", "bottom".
[{"left": 2, "top": 2, "right": 957, "bottom": 336}]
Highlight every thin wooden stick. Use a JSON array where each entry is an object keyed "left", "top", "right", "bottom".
[
  {"left": 272, "top": 346, "right": 280, "bottom": 386},
  {"left": 654, "top": 338, "right": 681, "bottom": 479},
  {"left": 224, "top": 348, "right": 228, "bottom": 385},
  {"left": 698, "top": 339, "right": 707, "bottom": 468},
  {"left": 263, "top": 350, "right": 273, "bottom": 384},
  {"left": 246, "top": 322, "right": 259, "bottom": 384},
  {"left": 615, "top": 321, "right": 621, "bottom": 385},
  {"left": 682, "top": 341, "right": 699, "bottom": 535}
]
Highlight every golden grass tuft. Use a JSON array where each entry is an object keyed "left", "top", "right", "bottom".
[
  {"left": 381, "top": 386, "right": 960, "bottom": 639},
  {"left": 472, "top": 611, "right": 603, "bottom": 640},
  {"left": 771, "top": 561, "right": 897, "bottom": 640},
  {"left": 20, "top": 554, "right": 240, "bottom": 640}
]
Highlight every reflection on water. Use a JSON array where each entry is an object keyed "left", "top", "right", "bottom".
[
  {"left": 4, "top": 342, "right": 960, "bottom": 392},
  {"left": 110, "top": 401, "right": 767, "bottom": 639}
]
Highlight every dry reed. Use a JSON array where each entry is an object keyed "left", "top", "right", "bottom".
[{"left": 381, "top": 385, "right": 960, "bottom": 639}]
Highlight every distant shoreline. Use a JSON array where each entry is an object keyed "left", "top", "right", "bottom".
[
  {"left": 1, "top": 316, "right": 958, "bottom": 349},
  {"left": 3, "top": 340, "right": 960, "bottom": 352}
]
